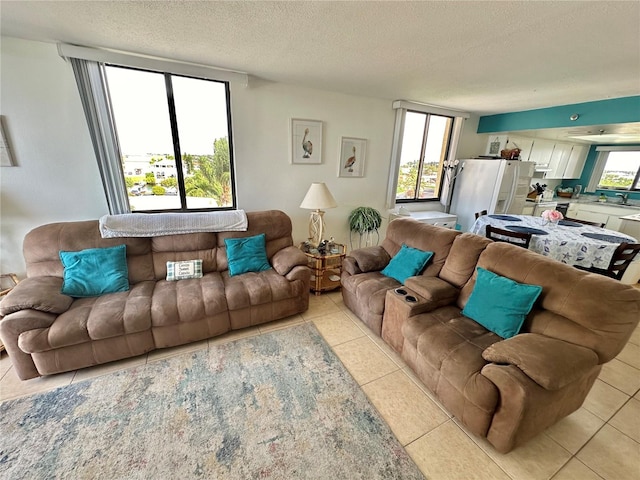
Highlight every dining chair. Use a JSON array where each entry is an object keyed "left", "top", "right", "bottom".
[
  {"left": 485, "top": 225, "right": 532, "bottom": 249},
  {"left": 576, "top": 242, "right": 640, "bottom": 280},
  {"left": 563, "top": 216, "right": 606, "bottom": 228},
  {"left": 475, "top": 210, "right": 488, "bottom": 220}
]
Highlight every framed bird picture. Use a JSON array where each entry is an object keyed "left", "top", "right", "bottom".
[
  {"left": 338, "top": 137, "right": 366, "bottom": 178},
  {"left": 291, "top": 118, "right": 323, "bottom": 164}
]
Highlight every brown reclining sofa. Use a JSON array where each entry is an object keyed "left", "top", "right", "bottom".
[
  {"left": 341, "top": 217, "right": 640, "bottom": 453},
  {"left": 0, "top": 210, "right": 310, "bottom": 380}
]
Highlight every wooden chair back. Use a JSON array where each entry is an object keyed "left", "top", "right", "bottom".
[
  {"left": 485, "top": 225, "right": 532, "bottom": 249},
  {"left": 576, "top": 243, "right": 640, "bottom": 280},
  {"left": 563, "top": 216, "right": 606, "bottom": 228},
  {"left": 475, "top": 210, "right": 488, "bottom": 220}
]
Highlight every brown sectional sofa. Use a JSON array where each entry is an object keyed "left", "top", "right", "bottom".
[
  {"left": 0, "top": 210, "right": 310, "bottom": 380},
  {"left": 341, "top": 217, "right": 640, "bottom": 452}
]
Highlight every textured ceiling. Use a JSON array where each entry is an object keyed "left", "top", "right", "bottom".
[{"left": 1, "top": 1, "right": 639, "bottom": 115}]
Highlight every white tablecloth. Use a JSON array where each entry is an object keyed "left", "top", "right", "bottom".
[{"left": 471, "top": 215, "right": 637, "bottom": 269}]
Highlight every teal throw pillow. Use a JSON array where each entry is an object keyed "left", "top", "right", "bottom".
[
  {"left": 381, "top": 244, "right": 434, "bottom": 284},
  {"left": 59, "top": 244, "right": 129, "bottom": 297},
  {"left": 462, "top": 267, "right": 542, "bottom": 339},
  {"left": 225, "top": 233, "right": 272, "bottom": 277}
]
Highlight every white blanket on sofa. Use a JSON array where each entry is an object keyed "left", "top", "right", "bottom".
[{"left": 99, "top": 210, "right": 248, "bottom": 238}]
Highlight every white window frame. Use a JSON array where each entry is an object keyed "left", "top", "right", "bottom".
[
  {"left": 587, "top": 145, "right": 640, "bottom": 192},
  {"left": 386, "top": 100, "right": 469, "bottom": 210},
  {"left": 59, "top": 44, "right": 247, "bottom": 214}
]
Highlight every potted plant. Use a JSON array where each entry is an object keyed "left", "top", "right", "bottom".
[{"left": 348, "top": 206, "right": 383, "bottom": 249}]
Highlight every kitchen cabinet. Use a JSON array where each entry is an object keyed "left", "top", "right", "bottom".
[
  {"left": 507, "top": 135, "right": 534, "bottom": 162},
  {"left": 563, "top": 144, "right": 588, "bottom": 179},
  {"left": 546, "top": 142, "right": 573, "bottom": 179},
  {"left": 528, "top": 138, "right": 555, "bottom": 170},
  {"left": 567, "top": 202, "right": 640, "bottom": 231}
]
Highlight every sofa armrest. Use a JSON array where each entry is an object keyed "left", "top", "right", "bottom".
[
  {"left": 0, "top": 309, "right": 58, "bottom": 380},
  {"left": 0, "top": 277, "right": 73, "bottom": 316},
  {"left": 347, "top": 246, "right": 391, "bottom": 273},
  {"left": 482, "top": 333, "right": 599, "bottom": 390},
  {"left": 271, "top": 246, "right": 308, "bottom": 276},
  {"left": 404, "top": 276, "right": 459, "bottom": 308}
]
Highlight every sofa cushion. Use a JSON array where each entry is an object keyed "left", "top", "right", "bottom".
[
  {"left": 483, "top": 333, "right": 600, "bottom": 390},
  {"left": 59, "top": 245, "right": 130, "bottom": 297},
  {"left": 18, "top": 281, "right": 155, "bottom": 353},
  {"left": 0, "top": 277, "right": 73, "bottom": 316},
  {"left": 403, "top": 307, "right": 501, "bottom": 430},
  {"left": 381, "top": 244, "right": 433, "bottom": 284},
  {"left": 224, "top": 233, "right": 272, "bottom": 276},
  {"left": 465, "top": 242, "right": 640, "bottom": 363},
  {"left": 462, "top": 267, "right": 542, "bottom": 339},
  {"left": 439, "top": 233, "right": 492, "bottom": 288},
  {"left": 381, "top": 218, "right": 460, "bottom": 277},
  {"left": 151, "top": 273, "right": 228, "bottom": 327}
]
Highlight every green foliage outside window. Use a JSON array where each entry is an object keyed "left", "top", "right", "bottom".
[
  {"left": 396, "top": 161, "right": 440, "bottom": 199},
  {"left": 598, "top": 173, "right": 633, "bottom": 189},
  {"left": 183, "top": 137, "right": 232, "bottom": 207}
]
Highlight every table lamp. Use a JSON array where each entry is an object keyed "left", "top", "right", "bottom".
[{"left": 300, "top": 182, "right": 337, "bottom": 246}]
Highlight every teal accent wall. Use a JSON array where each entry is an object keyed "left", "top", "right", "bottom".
[{"left": 477, "top": 96, "right": 640, "bottom": 133}]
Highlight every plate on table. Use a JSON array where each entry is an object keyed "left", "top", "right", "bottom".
[
  {"left": 505, "top": 225, "right": 549, "bottom": 235},
  {"left": 488, "top": 215, "right": 522, "bottom": 221},
  {"left": 581, "top": 232, "right": 630, "bottom": 243},
  {"left": 558, "top": 220, "right": 583, "bottom": 227}
]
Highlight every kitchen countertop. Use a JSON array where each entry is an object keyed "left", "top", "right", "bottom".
[
  {"left": 568, "top": 196, "right": 640, "bottom": 210},
  {"left": 621, "top": 213, "right": 640, "bottom": 222}
]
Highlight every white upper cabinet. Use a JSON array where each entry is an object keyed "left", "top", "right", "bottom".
[
  {"left": 507, "top": 135, "right": 534, "bottom": 161},
  {"left": 563, "top": 144, "right": 588, "bottom": 179},
  {"left": 527, "top": 138, "right": 556, "bottom": 169},
  {"left": 546, "top": 142, "right": 573, "bottom": 179}
]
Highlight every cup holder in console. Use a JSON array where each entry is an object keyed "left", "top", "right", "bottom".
[
  {"left": 405, "top": 295, "right": 417, "bottom": 303},
  {"left": 394, "top": 288, "right": 407, "bottom": 295}
]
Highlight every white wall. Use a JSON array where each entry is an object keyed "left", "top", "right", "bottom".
[
  {"left": 1, "top": 37, "right": 108, "bottom": 276},
  {"left": 1, "top": 37, "right": 486, "bottom": 277}
]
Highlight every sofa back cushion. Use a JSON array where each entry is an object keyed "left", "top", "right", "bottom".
[
  {"left": 24, "top": 220, "right": 155, "bottom": 284},
  {"left": 151, "top": 232, "right": 218, "bottom": 280},
  {"left": 217, "top": 210, "right": 294, "bottom": 271},
  {"left": 460, "top": 242, "right": 640, "bottom": 363},
  {"left": 439, "top": 233, "right": 492, "bottom": 288},
  {"left": 23, "top": 210, "right": 295, "bottom": 284},
  {"left": 382, "top": 219, "right": 461, "bottom": 278}
]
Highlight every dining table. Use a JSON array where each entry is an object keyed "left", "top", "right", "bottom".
[{"left": 470, "top": 214, "right": 638, "bottom": 270}]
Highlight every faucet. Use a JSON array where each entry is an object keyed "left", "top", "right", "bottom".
[{"left": 615, "top": 193, "right": 629, "bottom": 204}]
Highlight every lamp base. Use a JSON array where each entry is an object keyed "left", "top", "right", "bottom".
[{"left": 308, "top": 210, "right": 325, "bottom": 246}]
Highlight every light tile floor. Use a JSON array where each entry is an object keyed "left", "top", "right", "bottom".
[{"left": 1, "top": 290, "right": 639, "bottom": 479}]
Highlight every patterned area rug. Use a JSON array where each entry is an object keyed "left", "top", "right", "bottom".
[{"left": 0, "top": 324, "right": 424, "bottom": 479}]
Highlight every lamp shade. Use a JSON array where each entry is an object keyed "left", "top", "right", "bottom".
[{"left": 300, "top": 182, "right": 337, "bottom": 210}]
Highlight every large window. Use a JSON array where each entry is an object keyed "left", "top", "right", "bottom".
[
  {"left": 105, "top": 66, "right": 235, "bottom": 212},
  {"left": 396, "top": 111, "right": 453, "bottom": 201},
  {"left": 386, "top": 101, "right": 468, "bottom": 210},
  {"left": 596, "top": 149, "right": 640, "bottom": 191}
]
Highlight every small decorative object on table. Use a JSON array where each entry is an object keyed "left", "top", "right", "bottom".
[
  {"left": 300, "top": 241, "right": 346, "bottom": 295},
  {"left": 541, "top": 209, "right": 564, "bottom": 227}
]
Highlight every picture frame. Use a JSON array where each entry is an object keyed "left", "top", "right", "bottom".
[
  {"left": 291, "top": 118, "right": 323, "bottom": 164},
  {"left": 338, "top": 137, "right": 366, "bottom": 178},
  {"left": 0, "top": 116, "right": 15, "bottom": 167}
]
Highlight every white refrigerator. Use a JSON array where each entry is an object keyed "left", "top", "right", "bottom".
[{"left": 449, "top": 159, "right": 535, "bottom": 232}]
